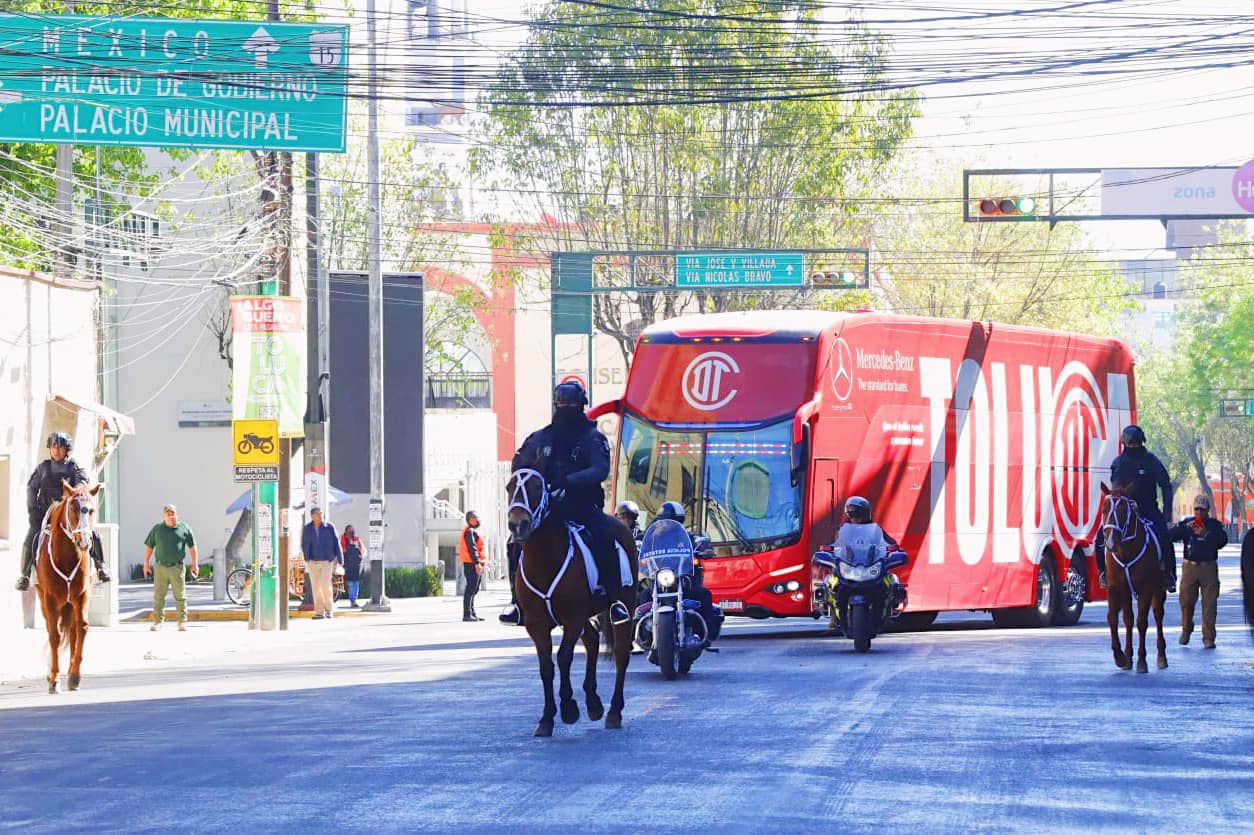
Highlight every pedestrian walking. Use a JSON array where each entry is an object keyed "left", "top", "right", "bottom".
[
  {"left": 142, "top": 504, "right": 198, "bottom": 632},
  {"left": 300, "top": 507, "right": 342, "bottom": 620},
  {"left": 460, "top": 510, "right": 485, "bottom": 622},
  {"left": 1166, "top": 493, "right": 1228, "bottom": 649},
  {"left": 340, "top": 524, "right": 365, "bottom": 608}
]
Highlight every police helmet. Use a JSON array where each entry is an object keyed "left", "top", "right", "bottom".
[
  {"left": 844, "top": 496, "right": 872, "bottom": 524},
  {"left": 46, "top": 431, "right": 73, "bottom": 452},
  {"left": 656, "top": 500, "right": 686, "bottom": 525},
  {"left": 1120, "top": 425, "right": 1145, "bottom": 448},
  {"left": 616, "top": 500, "right": 640, "bottom": 522},
  {"left": 552, "top": 380, "right": 589, "bottom": 408}
]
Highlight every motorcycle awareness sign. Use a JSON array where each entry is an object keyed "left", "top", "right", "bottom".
[{"left": 230, "top": 296, "right": 306, "bottom": 437}]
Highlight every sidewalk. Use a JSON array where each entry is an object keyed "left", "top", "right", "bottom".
[{"left": 2, "top": 579, "right": 517, "bottom": 688}]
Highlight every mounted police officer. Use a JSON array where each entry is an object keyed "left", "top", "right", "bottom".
[
  {"left": 615, "top": 500, "right": 644, "bottom": 545},
  {"left": 14, "top": 432, "right": 108, "bottom": 591},
  {"left": 1106, "top": 424, "right": 1176, "bottom": 593},
  {"left": 512, "top": 381, "right": 632, "bottom": 624}
]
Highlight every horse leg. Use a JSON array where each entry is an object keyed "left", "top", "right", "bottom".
[
  {"left": 526, "top": 622, "right": 557, "bottom": 737},
  {"left": 606, "top": 617, "right": 632, "bottom": 730},
  {"left": 581, "top": 620, "right": 604, "bottom": 722},
  {"left": 556, "top": 623, "right": 581, "bottom": 725},
  {"left": 1154, "top": 592, "right": 1168, "bottom": 669},
  {"left": 41, "top": 595, "right": 62, "bottom": 694},
  {"left": 1121, "top": 597, "right": 1134, "bottom": 671},
  {"left": 1107, "top": 597, "right": 1125, "bottom": 669},
  {"left": 1135, "top": 596, "right": 1150, "bottom": 674},
  {"left": 68, "top": 596, "right": 88, "bottom": 690}
]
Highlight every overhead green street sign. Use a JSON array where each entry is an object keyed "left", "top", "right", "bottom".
[
  {"left": 0, "top": 14, "right": 348, "bottom": 152},
  {"left": 1219, "top": 398, "right": 1254, "bottom": 418},
  {"left": 676, "top": 251, "right": 806, "bottom": 288}
]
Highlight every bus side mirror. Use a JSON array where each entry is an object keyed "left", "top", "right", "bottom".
[{"left": 791, "top": 425, "right": 810, "bottom": 486}]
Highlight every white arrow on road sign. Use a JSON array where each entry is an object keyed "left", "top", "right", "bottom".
[{"left": 243, "top": 27, "right": 280, "bottom": 67}]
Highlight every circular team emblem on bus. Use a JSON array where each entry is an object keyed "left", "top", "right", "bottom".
[
  {"left": 830, "top": 338, "right": 854, "bottom": 401},
  {"left": 682, "top": 351, "right": 740, "bottom": 411}
]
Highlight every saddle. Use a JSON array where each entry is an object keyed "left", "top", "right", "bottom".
[{"left": 568, "top": 523, "right": 632, "bottom": 594}]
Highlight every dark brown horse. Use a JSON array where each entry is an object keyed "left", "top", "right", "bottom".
[
  {"left": 1099, "top": 484, "right": 1167, "bottom": 673},
  {"left": 506, "top": 467, "right": 637, "bottom": 737},
  {"left": 36, "top": 481, "right": 102, "bottom": 693}
]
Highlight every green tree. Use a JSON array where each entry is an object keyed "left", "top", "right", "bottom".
[{"left": 474, "top": 0, "right": 917, "bottom": 363}]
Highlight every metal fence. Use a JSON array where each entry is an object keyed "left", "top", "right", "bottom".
[{"left": 425, "top": 373, "right": 492, "bottom": 409}]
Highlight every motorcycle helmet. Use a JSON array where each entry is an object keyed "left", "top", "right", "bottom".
[
  {"left": 47, "top": 431, "right": 73, "bottom": 452},
  {"left": 552, "top": 381, "right": 589, "bottom": 408},
  {"left": 656, "top": 500, "right": 686, "bottom": 525},
  {"left": 1120, "top": 425, "right": 1145, "bottom": 448},
  {"left": 616, "top": 500, "right": 640, "bottom": 523},
  {"left": 844, "top": 496, "right": 872, "bottom": 524}
]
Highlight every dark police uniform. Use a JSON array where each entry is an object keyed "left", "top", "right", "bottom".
[
  {"left": 20, "top": 457, "right": 105, "bottom": 583},
  {"left": 512, "top": 416, "right": 624, "bottom": 598},
  {"left": 1109, "top": 446, "right": 1175, "bottom": 584}
]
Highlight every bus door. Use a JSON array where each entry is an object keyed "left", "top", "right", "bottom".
[{"left": 809, "top": 457, "right": 841, "bottom": 551}]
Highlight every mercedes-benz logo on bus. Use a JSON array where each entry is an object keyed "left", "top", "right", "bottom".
[
  {"left": 831, "top": 338, "right": 853, "bottom": 401},
  {"left": 682, "top": 351, "right": 741, "bottom": 411}
]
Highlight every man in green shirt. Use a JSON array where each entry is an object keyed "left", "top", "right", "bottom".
[{"left": 143, "top": 504, "right": 198, "bottom": 631}]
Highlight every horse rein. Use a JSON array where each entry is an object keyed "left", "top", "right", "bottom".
[
  {"left": 1101, "top": 495, "right": 1158, "bottom": 599},
  {"left": 509, "top": 467, "right": 572, "bottom": 628},
  {"left": 43, "top": 496, "right": 94, "bottom": 588}
]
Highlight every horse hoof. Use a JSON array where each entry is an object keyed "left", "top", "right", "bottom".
[
  {"left": 1157, "top": 658, "right": 1168, "bottom": 670},
  {"left": 534, "top": 720, "right": 554, "bottom": 738},
  {"left": 560, "top": 700, "right": 580, "bottom": 725},
  {"left": 68, "top": 674, "right": 81, "bottom": 691},
  {"left": 1136, "top": 660, "right": 1149, "bottom": 674},
  {"left": 604, "top": 712, "right": 623, "bottom": 730},
  {"left": 1117, "top": 660, "right": 1132, "bottom": 671},
  {"left": 48, "top": 681, "right": 58, "bottom": 694},
  {"left": 586, "top": 695, "right": 605, "bottom": 722}
]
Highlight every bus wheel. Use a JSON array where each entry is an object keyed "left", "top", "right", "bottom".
[
  {"left": 992, "top": 558, "right": 1058, "bottom": 628},
  {"left": 1052, "top": 549, "right": 1087, "bottom": 626}
]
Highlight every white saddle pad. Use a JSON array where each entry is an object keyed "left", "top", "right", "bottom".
[{"left": 569, "top": 524, "right": 632, "bottom": 594}]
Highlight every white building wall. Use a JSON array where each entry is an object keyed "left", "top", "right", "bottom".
[{"left": 0, "top": 268, "right": 100, "bottom": 636}]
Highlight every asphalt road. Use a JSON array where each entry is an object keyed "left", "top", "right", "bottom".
[{"left": 1, "top": 552, "right": 1251, "bottom": 833}]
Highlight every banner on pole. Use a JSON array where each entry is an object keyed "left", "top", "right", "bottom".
[{"left": 230, "top": 296, "right": 306, "bottom": 437}]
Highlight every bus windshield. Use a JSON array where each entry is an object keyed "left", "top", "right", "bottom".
[{"left": 616, "top": 414, "right": 803, "bottom": 556}]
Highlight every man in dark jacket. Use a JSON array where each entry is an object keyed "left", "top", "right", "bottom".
[
  {"left": 1107, "top": 425, "right": 1176, "bottom": 592},
  {"left": 512, "top": 381, "right": 631, "bottom": 624},
  {"left": 1166, "top": 493, "right": 1228, "bottom": 649},
  {"left": 15, "top": 432, "right": 108, "bottom": 591}
]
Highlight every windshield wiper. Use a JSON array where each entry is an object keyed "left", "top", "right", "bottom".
[{"left": 705, "top": 496, "right": 752, "bottom": 551}]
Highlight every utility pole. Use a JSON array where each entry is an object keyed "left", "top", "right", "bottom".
[
  {"left": 54, "top": 1, "right": 75, "bottom": 281},
  {"left": 364, "top": 0, "right": 390, "bottom": 611}
]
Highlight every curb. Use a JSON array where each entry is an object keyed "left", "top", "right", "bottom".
[{"left": 122, "top": 608, "right": 374, "bottom": 623}]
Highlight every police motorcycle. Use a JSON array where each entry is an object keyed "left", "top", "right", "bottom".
[
  {"left": 633, "top": 518, "right": 722, "bottom": 679},
  {"left": 812, "top": 523, "right": 908, "bottom": 653}
]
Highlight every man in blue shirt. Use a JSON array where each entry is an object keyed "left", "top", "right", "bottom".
[{"left": 300, "top": 506, "right": 342, "bottom": 619}]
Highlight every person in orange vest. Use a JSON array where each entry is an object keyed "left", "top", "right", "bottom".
[{"left": 459, "top": 510, "right": 486, "bottom": 622}]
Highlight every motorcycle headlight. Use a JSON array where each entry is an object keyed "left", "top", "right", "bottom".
[
  {"left": 656, "top": 568, "right": 677, "bottom": 589},
  {"left": 837, "top": 563, "right": 881, "bottom": 582}
]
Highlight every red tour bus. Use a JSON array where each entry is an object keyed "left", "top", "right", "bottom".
[{"left": 589, "top": 310, "right": 1133, "bottom": 628}]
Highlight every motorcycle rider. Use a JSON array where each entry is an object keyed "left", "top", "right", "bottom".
[
  {"left": 512, "top": 381, "right": 632, "bottom": 625},
  {"left": 15, "top": 432, "right": 109, "bottom": 590},
  {"left": 1107, "top": 425, "right": 1176, "bottom": 593},
  {"left": 615, "top": 500, "right": 644, "bottom": 545},
  {"left": 651, "top": 500, "right": 721, "bottom": 641},
  {"left": 838, "top": 496, "right": 899, "bottom": 550}
]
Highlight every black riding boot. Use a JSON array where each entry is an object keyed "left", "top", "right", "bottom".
[
  {"left": 1161, "top": 540, "right": 1177, "bottom": 594},
  {"left": 90, "top": 531, "right": 110, "bottom": 583},
  {"left": 14, "top": 523, "right": 38, "bottom": 591}
]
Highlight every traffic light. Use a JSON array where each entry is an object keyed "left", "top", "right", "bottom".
[
  {"left": 809, "top": 270, "right": 861, "bottom": 289},
  {"left": 977, "top": 196, "right": 1036, "bottom": 217}
]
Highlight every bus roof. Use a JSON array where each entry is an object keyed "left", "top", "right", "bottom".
[{"left": 640, "top": 309, "right": 847, "bottom": 342}]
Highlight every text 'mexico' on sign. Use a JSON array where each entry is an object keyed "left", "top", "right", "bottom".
[{"left": 0, "top": 14, "right": 348, "bottom": 152}]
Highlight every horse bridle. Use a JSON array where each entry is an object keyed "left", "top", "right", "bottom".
[
  {"left": 1101, "top": 494, "right": 1156, "bottom": 596},
  {"left": 507, "top": 468, "right": 550, "bottom": 529},
  {"left": 1101, "top": 495, "right": 1141, "bottom": 550},
  {"left": 43, "top": 493, "right": 95, "bottom": 588}
]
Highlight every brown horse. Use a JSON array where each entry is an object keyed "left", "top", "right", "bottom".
[
  {"left": 1099, "top": 484, "right": 1167, "bottom": 673},
  {"left": 36, "top": 481, "right": 102, "bottom": 693},
  {"left": 506, "top": 467, "right": 637, "bottom": 737}
]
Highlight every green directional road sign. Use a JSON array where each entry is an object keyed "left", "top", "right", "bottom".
[
  {"left": 0, "top": 14, "right": 348, "bottom": 152},
  {"left": 676, "top": 251, "right": 806, "bottom": 288}
]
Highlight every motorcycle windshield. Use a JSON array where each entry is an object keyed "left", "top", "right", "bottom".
[
  {"left": 833, "top": 523, "right": 888, "bottom": 565},
  {"left": 639, "top": 518, "right": 695, "bottom": 579}
]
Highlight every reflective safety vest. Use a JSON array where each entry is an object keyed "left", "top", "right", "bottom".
[{"left": 458, "top": 525, "right": 484, "bottom": 564}]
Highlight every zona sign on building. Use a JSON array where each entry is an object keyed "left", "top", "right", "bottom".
[{"left": 0, "top": 14, "right": 348, "bottom": 152}]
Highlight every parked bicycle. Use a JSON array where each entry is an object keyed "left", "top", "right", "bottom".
[{"left": 226, "top": 558, "right": 344, "bottom": 606}]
